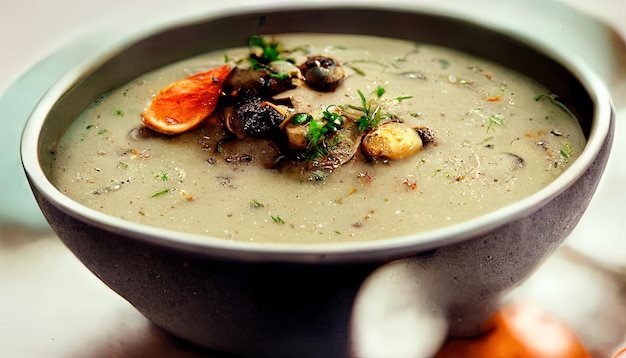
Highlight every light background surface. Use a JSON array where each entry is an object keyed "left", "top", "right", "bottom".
[{"left": 1, "top": 1, "right": 625, "bottom": 357}]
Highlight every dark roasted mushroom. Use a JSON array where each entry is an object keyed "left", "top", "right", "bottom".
[
  {"left": 222, "top": 67, "right": 295, "bottom": 98},
  {"left": 224, "top": 91, "right": 286, "bottom": 138},
  {"left": 298, "top": 55, "right": 345, "bottom": 92},
  {"left": 414, "top": 126, "right": 437, "bottom": 146},
  {"left": 222, "top": 67, "right": 264, "bottom": 96}
]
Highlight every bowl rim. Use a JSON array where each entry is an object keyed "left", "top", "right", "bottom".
[{"left": 20, "top": 0, "right": 614, "bottom": 263}]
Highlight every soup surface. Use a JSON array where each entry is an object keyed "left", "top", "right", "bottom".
[{"left": 50, "top": 34, "right": 585, "bottom": 244}]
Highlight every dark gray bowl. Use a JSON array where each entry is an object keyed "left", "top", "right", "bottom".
[{"left": 21, "top": 2, "right": 614, "bottom": 357}]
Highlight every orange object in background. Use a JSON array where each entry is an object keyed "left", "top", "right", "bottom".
[
  {"left": 435, "top": 302, "right": 591, "bottom": 358},
  {"left": 615, "top": 347, "right": 626, "bottom": 358}
]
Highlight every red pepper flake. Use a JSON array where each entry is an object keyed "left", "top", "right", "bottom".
[
  {"left": 524, "top": 130, "right": 545, "bottom": 140},
  {"left": 402, "top": 179, "right": 418, "bottom": 190},
  {"left": 487, "top": 96, "right": 501, "bottom": 102},
  {"left": 485, "top": 73, "right": 493, "bottom": 79},
  {"left": 456, "top": 175, "right": 466, "bottom": 182}
]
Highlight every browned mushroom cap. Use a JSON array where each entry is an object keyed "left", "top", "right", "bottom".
[
  {"left": 298, "top": 55, "right": 345, "bottom": 92},
  {"left": 361, "top": 122, "right": 423, "bottom": 160},
  {"left": 222, "top": 67, "right": 264, "bottom": 95}
]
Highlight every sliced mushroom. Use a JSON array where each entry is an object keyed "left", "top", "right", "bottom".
[
  {"left": 314, "top": 121, "right": 363, "bottom": 169},
  {"left": 361, "top": 122, "right": 423, "bottom": 160},
  {"left": 270, "top": 60, "right": 302, "bottom": 78},
  {"left": 283, "top": 115, "right": 311, "bottom": 150}
]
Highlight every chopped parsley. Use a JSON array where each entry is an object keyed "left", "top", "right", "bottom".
[
  {"left": 247, "top": 35, "right": 284, "bottom": 70},
  {"left": 151, "top": 188, "right": 171, "bottom": 197},
  {"left": 292, "top": 113, "right": 313, "bottom": 125},
  {"left": 487, "top": 114, "right": 504, "bottom": 132},
  {"left": 395, "top": 95, "right": 413, "bottom": 102},
  {"left": 154, "top": 170, "right": 169, "bottom": 181},
  {"left": 271, "top": 215, "right": 285, "bottom": 224},
  {"left": 268, "top": 72, "right": 290, "bottom": 80},
  {"left": 346, "top": 64, "right": 365, "bottom": 76},
  {"left": 560, "top": 142, "right": 573, "bottom": 161},
  {"left": 534, "top": 93, "right": 575, "bottom": 118},
  {"left": 306, "top": 117, "right": 328, "bottom": 152},
  {"left": 375, "top": 85, "right": 386, "bottom": 98},
  {"left": 303, "top": 106, "right": 345, "bottom": 158},
  {"left": 250, "top": 200, "right": 265, "bottom": 208},
  {"left": 321, "top": 106, "right": 344, "bottom": 130}
]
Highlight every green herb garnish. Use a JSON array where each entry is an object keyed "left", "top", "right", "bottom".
[
  {"left": 349, "top": 89, "right": 389, "bottom": 133},
  {"left": 247, "top": 35, "right": 283, "bottom": 67},
  {"left": 250, "top": 200, "right": 265, "bottom": 208},
  {"left": 322, "top": 106, "right": 344, "bottom": 130},
  {"left": 534, "top": 93, "right": 575, "bottom": 118},
  {"left": 151, "top": 188, "right": 171, "bottom": 198},
  {"left": 154, "top": 170, "right": 169, "bottom": 181},
  {"left": 303, "top": 105, "right": 345, "bottom": 157},
  {"left": 269, "top": 72, "right": 290, "bottom": 80},
  {"left": 271, "top": 215, "right": 285, "bottom": 224},
  {"left": 346, "top": 64, "right": 365, "bottom": 76},
  {"left": 375, "top": 85, "right": 386, "bottom": 98},
  {"left": 292, "top": 113, "right": 313, "bottom": 125},
  {"left": 559, "top": 142, "right": 573, "bottom": 161},
  {"left": 395, "top": 96, "right": 413, "bottom": 102},
  {"left": 487, "top": 114, "right": 504, "bottom": 132},
  {"left": 307, "top": 118, "right": 325, "bottom": 147}
]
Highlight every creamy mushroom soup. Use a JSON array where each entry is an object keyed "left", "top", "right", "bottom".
[{"left": 49, "top": 34, "right": 586, "bottom": 244}]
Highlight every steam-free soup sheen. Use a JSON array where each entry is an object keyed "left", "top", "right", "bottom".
[{"left": 50, "top": 34, "right": 585, "bottom": 244}]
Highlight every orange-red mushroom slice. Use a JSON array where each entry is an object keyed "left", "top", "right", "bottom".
[{"left": 141, "top": 64, "right": 233, "bottom": 135}]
